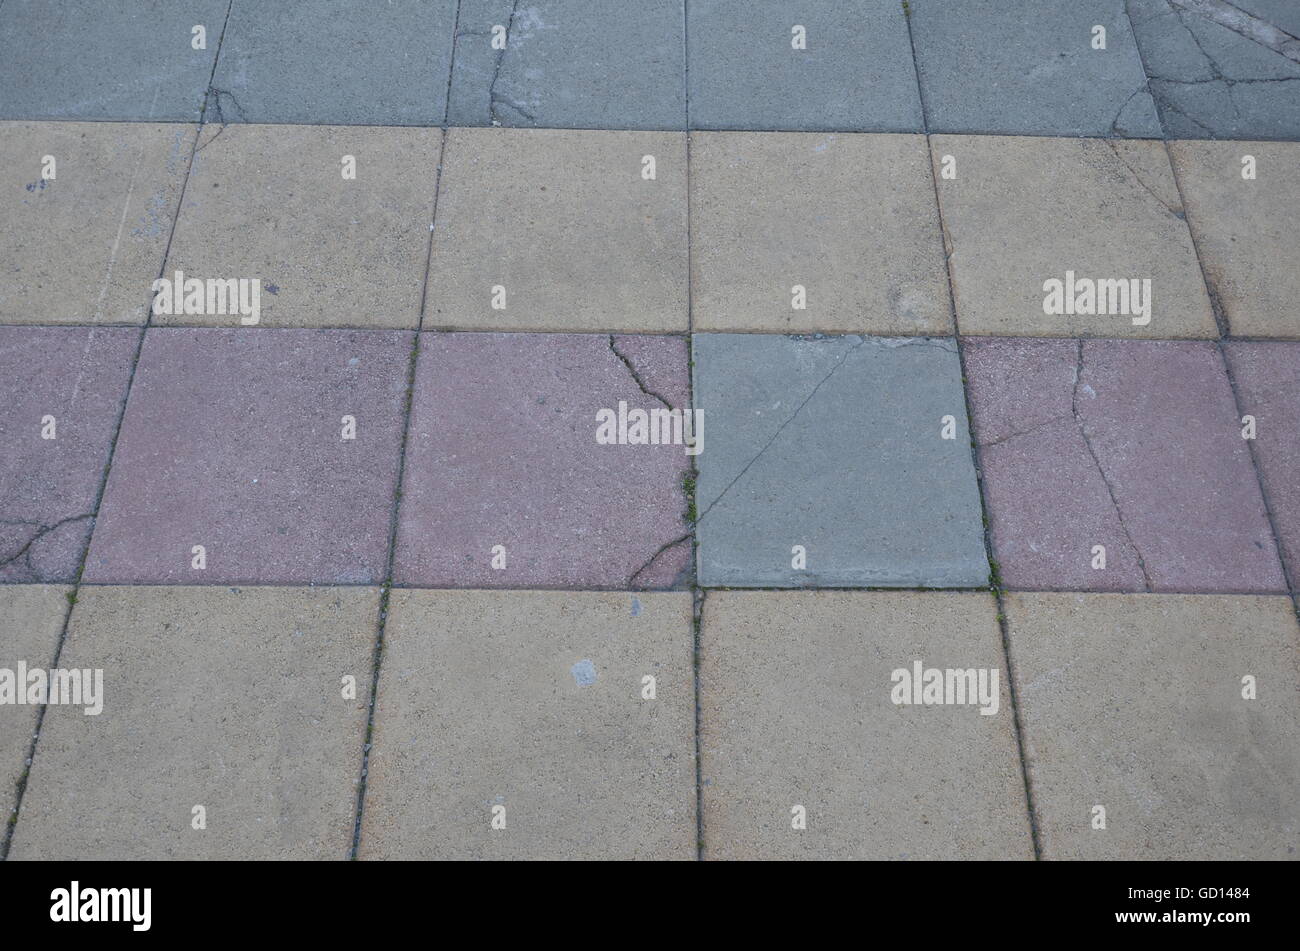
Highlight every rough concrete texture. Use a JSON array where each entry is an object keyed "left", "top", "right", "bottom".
[
  {"left": 0, "top": 585, "right": 70, "bottom": 827},
  {"left": 1128, "top": 0, "right": 1300, "bottom": 140},
  {"left": 687, "top": 0, "right": 922, "bottom": 132},
  {"left": 208, "top": 0, "right": 456, "bottom": 125},
  {"left": 426, "top": 128, "right": 688, "bottom": 332},
  {"left": 7, "top": 585, "right": 377, "bottom": 860},
  {"left": 965, "top": 338, "right": 1286, "bottom": 593},
  {"left": 911, "top": 0, "right": 1161, "bottom": 137},
  {"left": 360, "top": 589, "right": 695, "bottom": 860},
  {"left": 1169, "top": 139, "right": 1300, "bottom": 338},
  {"left": 1224, "top": 342, "right": 1300, "bottom": 584},
  {"left": 0, "top": 121, "right": 195, "bottom": 325},
  {"left": 446, "top": 0, "right": 686, "bottom": 129},
  {"left": 699, "top": 591, "right": 1033, "bottom": 859},
  {"left": 1006, "top": 592, "right": 1300, "bottom": 859},
  {"left": 0, "top": 327, "right": 138, "bottom": 583},
  {"left": 0, "top": 0, "right": 225, "bottom": 121},
  {"left": 162, "top": 123, "right": 439, "bottom": 329},
  {"left": 690, "top": 132, "right": 951, "bottom": 334},
  {"left": 84, "top": 328, "right": 411, "bottom": 585},
  {"left": 394, "top": 332, "right": 692, "bottom": 588},
  {"left": 693, "top": 334, "right": 988, "bottom": 588},
  {"left": 932, "top": 134, "right": 1217, "bottom": 338}
]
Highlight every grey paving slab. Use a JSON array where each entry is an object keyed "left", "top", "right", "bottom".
[
  {"left": 393, "top": 332, "right": 693, "bottom": 588},
  {"left": 965, "top": 338, "right": 1286, "bottom": 593},
  {"left": 447, "top": 0, "right": 686, "bottom": 130},
  {"left": 208, "top": 0, "right": 456, "bottom": 125},
  {"left": 161, "top": 123, "right": 439, "bottom": 330},
  {"left": 0, "top": 585, "right": 70, "bottom": 827},
  {"left": 0, "top": 327, "right": 138, "bottom": 583},
  {"left": 686, "top": 0, "right": 922, "bottom": 132},
  {"left": 8, "top": 585, "right": 377, "bottom": 860},
  {"left": 692, "top": 334, "right": 988, "bottom": 588},
  {"left": 931, "top": 134, "right": 1216, "bottom": 338},
  {"left": 699, "top": 591, "right": 1033, "bottom": 859},
  {"left": 0, "top": 0, "right": 225, "bottom": 121},
  {"left": 1006, "top": 592, "right": 1300, "bottom": 859},
  {"left": 0, "top": 121, "right": 196, "bottom": 326},
  {"left": 1169, "top": 140, "right": 1300, "bottom": 338},
  {"left": 1225, "top": 342, "right": 1300, "bottom": 585},
  {"left": 360, "top": 590, "right": 695, "bottom": 860},
  {"left": 690, "top": 132, "right": 951, "bottom": 334},
  {"left": 911, "top": 0, "right": 1160, "bottom": 137},
  {"left": 426, "top": 128, "right": 687, "bottom": 332},
  {"left": 84, "top": 328, "right": 411, "bottom": 585},
  {"left": 1128, "top": 0, "right": 1300, "bottom": 140}
]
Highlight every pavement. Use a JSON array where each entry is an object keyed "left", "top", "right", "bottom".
[{"left": 1, "top": 0, "right": 1298, "bottom": 861}]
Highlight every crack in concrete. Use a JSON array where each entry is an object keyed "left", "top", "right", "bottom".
[
  {"left": 608, "top": 335, "right": 674, "bottom": 409},
  {"left": 628, "top": 532, "right": 692, "bottom": 588},
  {"left": 978, "top": 414, "right": 1076, "bottom": 450},
  {"left": 486, "top": 0, "right": 523, "bottom": 126},
  {"left": 196, "top": 86, "right": 248, "bottom": 153},
  {"left": 1171, "top": 0, "right": 1300, "bottom": 65},
  {"left": 0, "top": 514, "right": 92, "bottom": 572},
  {"left": 1109, "top": 84, "right": 1148, "bottom": 135},
  {"left": 1103, "top": 139, "right": 1183, "bottom": 219},
  {"left": 1071, "top": 341, "right": 1154, "bottom": 591},
  {"left": 695, "top": 336, "right": 866, "bottom": 525}
]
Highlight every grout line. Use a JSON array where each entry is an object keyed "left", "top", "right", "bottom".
[
  {"left": 348, "top": 330, "right": 423, "bottom": 859},
  {"left": 441, "top": 0, "right": 462, "bottom": 129},
  {"left": 0, "top": 0, "right": 236, "bottom": 862},
  {"left": 416, "top": 127, "right": 449, "bottom": 330},
  {"left": 692, "top": 587, "right": 706, "bottom": 861}
]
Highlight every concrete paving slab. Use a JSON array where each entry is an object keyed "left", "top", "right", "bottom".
[
  {"left": 7, "top": 585, "right": 377, "bottom": 860},
  {"left": 208, "top": 0, "right": 456, "bottom": 125},
  {"left": 161, "top": 123, "right": 439, "bottom": 330},
  {"left": 965, "top": 338, "right": 1286, "bottom": 593},
  {"left": 686, "top": 0, "right": 922, "bottom": 132},
  {"left": 1225, "top": 342, "right": 1300, "bottom": 584},
  {"left": 0, "top": 0, "right": 225, "bottom": 121},
  {"left": 910, "top": 0, "right": 1160, "bottom": 137},
  {"left": 0, "top": 327, "right": 138, "bottom": 583},
  {"left": 1006, "top": 592, "right": 1300, "bottom": 859},
  {"left": 699, "top": 590, "right": 1032, "bottom": 859},
  {"left": 360, "top": 589, "right": 695, "bottom": 860},
  {"left": 1129, "top": 0, "right": 1300, "bottom": 140},
  {"left": 1169, "top": 140, "right": 1300, "bottom": 339},
  {"left": 393, "top": 332, "right": 692, "bottom": 588},
  {"left": 0, "top": 121, "right": 195, "bottom": 326},
  {"left": 0, "top": 584, "right": 70, "bottom": 827},
  {"left": 932, "top": 134, "right": 1216, "bottom": 338},
  {"left": 692, "top": 334, "right": 988, "bottom": 588},
  {"left": 84, "top": 328, "right": 411, "bottom": 585},
  {"left": 426, "top": 128, "right": 687, "bottom": 332},
  {"left": 690, "top": 132, "right": 951, "bottom": 334},
  {"left": 446, "top": 0, "right": 686, "bottom": 130}
]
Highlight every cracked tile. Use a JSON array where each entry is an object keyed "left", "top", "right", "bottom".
[
  {"left": 1007, "top": 592, "right": 1300, "bottom": 859},
  {"left": 83, "top": 328, "right": 411, "bottom": 585},
  {"left": 0, "top": 0, "right": 225, "bottom": 121},
  {"left": 360, "top": 590, "right": 695, "bottom": 859},
  {"left": 0, "top": 584, "right": 70, "bottom": 826},
  {"left": 0, "top": 326, "right": 137, "bottom": 583},
  {"left": 426, "top": 128, "right": 687, "bottom": 332},
  {"left": 965, "top": 338, "right": 1286, "bottom": 592},
  {"left": 208, "top": 0, "right": 457, "bottom": 124},
  {"left": 162, "top": 123, "right": 439, "bottom": 330},
  {"left": 446, "top": 0, "right": 686, "bottom": 130},
  {"left": 0, "top": 120, "right": 196, "bottom": 326},
  {"left": 911, "top": 0, "right": 1161, "bottom": 137},
  {"left": 692, "top": 333, "right": 987, "bottom": 588},
  {"left": 8, "top": 585, "right": 377, "bottom": 860},
  {"left": 393, "top": 332, "right": 693, "bottom": 589},
  {"left": 931, "top": 134, "right": 1216, "bottom": 338},
  {"left": 1224, "top": 342, "right": 1300, "bottom": 582},
  {"left": 686, "top": 0, "right": 921, "bottom": 132},
  {"left": 1169, "top": 140, "right": 1300, "bottom": 338},
  {"left": 690, "top": 132, "right": 951, "bottom": 334},
  {"left": 1129, "top": 0, "right": 1300, "bottom": 139},
  {"left": 700, "top": 591, "right": 1033, "bottom": 859}
]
